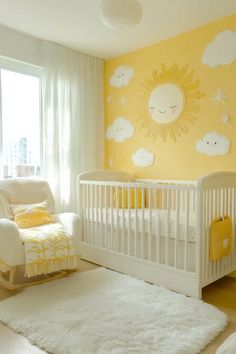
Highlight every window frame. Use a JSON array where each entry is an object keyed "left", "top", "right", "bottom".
[{"left": 0, "top": 56, "right": 42, "bottom": 179}]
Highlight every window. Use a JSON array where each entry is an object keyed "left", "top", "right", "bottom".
[{"left": 0, "top": 57, "right": 41, "bottom": 178}]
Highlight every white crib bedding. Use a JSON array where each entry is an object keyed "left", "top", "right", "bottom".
[{"left": 86, "top": 208, "right": 197, "bottom": 242}]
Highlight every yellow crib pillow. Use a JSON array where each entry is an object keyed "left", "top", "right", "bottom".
[
  {"left": 11, "top": 201, "right": 55, "bottom": 229},
  {"left": 114, "top": 188, "right": 144, "bottom": 208}
]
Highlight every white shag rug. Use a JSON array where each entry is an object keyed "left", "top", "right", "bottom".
[{"left": 0, "top": 268, "right": 227, "bottom": 354}]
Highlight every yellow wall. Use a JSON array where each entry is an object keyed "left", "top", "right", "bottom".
[
  {"left": 104, "top": 13, "right": 236, "bottom": 180},
  {"left": 104, "top": 14, "right": 236, "bottom": 278}
]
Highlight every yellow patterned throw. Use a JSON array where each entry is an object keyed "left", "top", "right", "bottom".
[
  {"left": 11, "top": 201, "right": 77, "bottom": 277},
  {"left": 20, "top": 223, "right": 78, "bottom": 277}
]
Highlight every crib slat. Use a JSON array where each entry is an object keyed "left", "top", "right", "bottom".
[
  {"left": 209, "top": 189, "right": 213, "bottom": 278},
  {"left": 110, "top": 185, "right": 114, "bottom": 250},
  {"left": 192, "top": 190, "right": 196, "bottom": 214},
  {"left": 148, "top": 188, "right": 152, "bottom": 261},
  {"left": 141, "top": 187, "right": 145, "bottom": 259},
  {"left": 156, "top": 189, "right": 160, "bottom": 264},
  {"left": 82, "top": 184, "right": 86, "bottom": 243},
  {"left": 104, "top": 186, "right": 107, "bottom": 249},
  {"left": 128, "top": 186, "right": 131, "bottom": 255},
  {"left": 225, "top": 188, "right": 231, "bottom": 271},
  {"left": 222, "top": 188, "right": 226, "bottom": 273},
  {"left": 180, "top": 189, "right": 183, "bottom": 212},
  {"left": 221, "top": 188, "right": 225, "bottom": 273},
  {"left": 165, "top": 189, "right": 170, "bottom": 266},
  {"left": 230, "top": 188, "right": 234, "bottom": 269},
  {"left": 134, "top": 187, "right": 138, "bottom": 257},
  {"left": 99, "top": 184, "right": 102, "bottom": 248},
  {"left": 162, "top": 189, "right": 165, "bottom": 209},
  {"left": 213, "top": 189, "right": 219, "bottom": 277},
  {"left": 233, "top": 188, "right": 236, "bottom": 266},
  {"left": 204, "top": 190, "right": 209, "bottom": 282},
  {"left": 228, "top": 188, "right": 232, "bottom": 267},
  {"left": 216, "top": 189, "right": 220, "bottom": 275},
  {"left": 200, "top": 189, "right": 205, "bottom": 282},
  {"left": 95, "top": 184, "right": 98, "bottom": 246},
  {"left": 184, "top": 190, "right": 189, "bottom": 271},
  {"left": 122, "top": 186, "right": 125, "bottom": 253},
  {"left": 175, "top": 189, "right": 180, "bottom": 268},
  {"left": 90, "top": 184, "right": 94, "bottom": 246},
  {"left": 220, "top": 188, "right": 225, "bottom": 275},
  {"left": 115, "top": 185, "right": 119, "bottom": 252},
  {"left": 86, "top": 185, "right": 90, "bottom": 243},
  {"left": 227, "top": 187, "right": 231, "bottom": 270}
]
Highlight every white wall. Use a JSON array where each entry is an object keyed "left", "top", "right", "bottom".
[{"left": 0, "top": 24, "right": 42, "bottom": 66}]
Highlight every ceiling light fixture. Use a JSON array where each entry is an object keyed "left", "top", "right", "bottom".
[{"left": 101, "top": 0, "right": 143, "bottom": 29}]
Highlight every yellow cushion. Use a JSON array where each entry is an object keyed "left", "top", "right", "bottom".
[
  {"left": 11, "top": 201, "right": 55, "bottom": 229},
  {"left": 114, "top": 188, "right": 144, "bottom": 208},
  {"left": 209, "top": 216, "right": 232, "bottom": 261}
]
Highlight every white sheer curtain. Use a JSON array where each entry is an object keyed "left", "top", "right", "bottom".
[{"left": 41, "top": 41, "right": 104, "bottom": 212}]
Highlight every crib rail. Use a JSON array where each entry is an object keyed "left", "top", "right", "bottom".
[{"left": 79, "top": 179, "right": 198, "bottom": 274}]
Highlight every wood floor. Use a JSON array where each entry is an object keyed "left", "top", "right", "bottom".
[{"left": 0, "top": 259, "right": 235, "bottom": 354}]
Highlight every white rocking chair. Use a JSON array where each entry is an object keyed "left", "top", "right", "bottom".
[{"left": 0, "top": 178, "right": 80, "bottom": 290}]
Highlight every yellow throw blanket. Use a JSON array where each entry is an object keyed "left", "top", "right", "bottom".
[{"left": 20, "top": 223, "right": 78, "bottom": 277}]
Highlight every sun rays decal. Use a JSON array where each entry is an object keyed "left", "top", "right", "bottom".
[{"left": 138, "top": 64, "right": 205, "bottom": 142}]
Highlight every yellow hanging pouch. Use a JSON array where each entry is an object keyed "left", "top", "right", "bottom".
[{"left": 209, "top": 216, "right": 232, "bottom": 261}]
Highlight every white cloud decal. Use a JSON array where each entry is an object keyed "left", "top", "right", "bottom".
[
  {"left": 106, "top": 117, "right": 134, "bottom": 143},
  {"left": 196, "top": 132, "right": 231, "bottom": 156},
  {"left": 202, "top": 30, "right": 236, "bottom": 68},
  {"left": 109, "top": 65, "right": 134, "bottom": 87},
  {"left": 132, "top": 148, "right": 154, "bottom": 167}
]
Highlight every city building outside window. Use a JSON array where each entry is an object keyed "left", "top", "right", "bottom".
[{"left": 0, "top": 57, "right": 42, "bottom": 179}]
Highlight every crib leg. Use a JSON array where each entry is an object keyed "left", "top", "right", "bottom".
[{"left": 192, "top": 286, "right": 202, "bottom": 299}]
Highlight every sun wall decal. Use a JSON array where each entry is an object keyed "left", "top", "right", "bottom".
[{"left": 138, "top": 64, "right": 205, "bottom": 142}]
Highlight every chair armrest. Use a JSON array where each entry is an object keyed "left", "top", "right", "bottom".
[
  {"left": 54, "top": 212, "right": 80, "bottom": 235},
  {"left": 54, "top": 212, "right": 80, "bottom": 253},
  {"left": 0, "top": 218, "right": 23, "bottom": 266}
]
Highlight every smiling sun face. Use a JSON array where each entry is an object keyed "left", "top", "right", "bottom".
[
  {"left": 138, "top": 64, "right": 204, "bottom": 142},
  {"left": 148, "top": 83, "right": 184, "bottom": 124}
]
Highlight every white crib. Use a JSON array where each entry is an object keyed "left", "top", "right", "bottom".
[{"left": 77, "top": 170, "right": 236, "bottom": 298}]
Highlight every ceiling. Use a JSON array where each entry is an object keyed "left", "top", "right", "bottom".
[{"left": 0, "top": 0, "right": 236, "bottom": 59}]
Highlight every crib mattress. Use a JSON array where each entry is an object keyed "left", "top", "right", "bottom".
[{"left": 85, "top": 208, "right": 197, "bottom": 242}]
